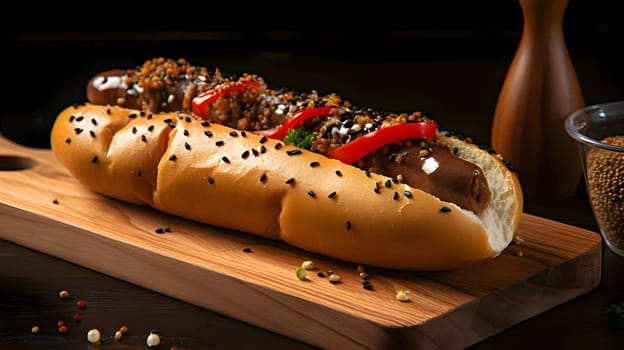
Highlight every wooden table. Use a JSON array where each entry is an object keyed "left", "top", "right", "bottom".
[
  {"left": 1, "top": 186, "right": 622, "bottom": 350},
  {"left": 1, "top": 24, "right": 624, "bottom": 349}
]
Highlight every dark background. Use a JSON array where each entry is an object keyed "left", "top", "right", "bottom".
[
  {"left": 1, "top": 3, "right": 624, "bottom": 349},
  {"left": 1, "top": 1, "right": 622, "bottom": 149}
]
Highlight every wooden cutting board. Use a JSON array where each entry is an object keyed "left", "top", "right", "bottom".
[{"left": 0, "top": 132, "right": 602, "bottom": 349}]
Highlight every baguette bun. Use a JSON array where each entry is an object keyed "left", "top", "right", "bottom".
[{"left": 50, "top": 103, "right": 523, "bottom": 270}]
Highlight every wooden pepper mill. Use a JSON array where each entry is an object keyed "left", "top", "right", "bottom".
[{"left": 491, "top": 0, "right": 585, "bottom": 202}]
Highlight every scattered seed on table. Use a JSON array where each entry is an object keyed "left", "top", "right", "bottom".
[
  {"left": 31, "top": 326, "right": 39, "bottom": 334},
  {"left": 87, "top": 329, "right": 101, "bottom": 343},
  {"left": 296, "top": 267, "right": 308, "bottom": 281},
  {"left": 59, "top": 290, "right": 69, "bottom": 299},
  {"left": 301, "top": 260, "right": 315, "bottom": 270},
  {"left": 77, "top": 300, "right": 87, "bottom": 310},
  {"left": 58, "top": 325, "right": 68, "bottom": 334},
  {"left": 329, "top": 273, "right": 341, "bottom": 284},
  {"left": 395, "top": 290, "right": 411, "bottom": 302},
  {"left": 362, "top": 282, "right": 373, "bottom": 290},
  {"left": 146, "top": 330, "right": 161, "bottom": 347}
]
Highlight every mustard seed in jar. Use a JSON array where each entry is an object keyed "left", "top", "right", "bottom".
[{"left": 586, "top": 135, "right": 624, "bottom": 251}]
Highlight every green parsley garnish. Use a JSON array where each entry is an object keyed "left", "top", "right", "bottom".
[
  {"left": 606, "top": 302, "right": 624, "bottom": 329},
  {"left": 283, "top": 128, "right": 314, "bottom": 150}
]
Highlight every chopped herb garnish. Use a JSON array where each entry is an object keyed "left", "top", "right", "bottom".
[{"left": 283, "top": 128, "right": 314, "bottom": 150}]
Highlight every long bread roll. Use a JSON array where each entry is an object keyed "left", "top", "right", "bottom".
[{"left": 50, "top": 103, "right": 523, "bottom": 270}]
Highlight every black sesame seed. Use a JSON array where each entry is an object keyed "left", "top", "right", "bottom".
[
  {"left": 317, "top": 272, "right": 326, "bottom": 278},
  {"left": 259, "top": 173, "right": 267, "bottom": 183},
  {"left": 309, "top": 161, "right": 320, "bottom": 168},
  {"left": 74, "top": 128, "right": 83, "bottom": 135},
  {"left": 222, "top": 156, "right": 230, "bottom": 163},
  {"left": 91, "top": 118, "right": 98, "bottom": 126},
  {"left": 335, "top": 170, "right": 343, "bottom": 177},
  {"left": 287, "top": 149, "right": 302, "bottom": 156},
  {"left": 393, "top": 192, "right": 399, "bottom": 200},
  {"left": 91, "top": 155, "right": 98, "bottom": 163},
  {"left": 404, "top": 191, "right": 413, "bottom": 198},
  {"left": 207, "top": 176, "right": 215, "bottom": 184},
  {"left": 155, "top": 228, "right": 165, "bottom": 234},
  {"left": 185, "top": 116, "right": 192, "bottom": 122},
  {"left": 243, "top": 247, "right": 252, "bottom": 253},
  {"left": 285, "top": 178, "right": 295, "bottom": 184},
  {"left": 89, "top": 130, "right": 95, "bottom": 138},
  {"left": 204, "top": 130, "right": 213, "bottom": 137},
  {"left": 69, "top": 115, "right": 75, "bottom": 122},
  {"left": 275, "top": 143, "right": 283, "bottom": 150},
  {"left": 452, "top": 147, "right": 459, "bottom": 155},
  {"left": 169, "top": 155, "right": 177, "bottom": 161},
  {"left": 259, "top": 136, "right": 267, "bottom": 144},
  {"left": 365, "top": 169, "right": 370, "bottom": 177},
  {"left": 132, "top": 126, "right": 137, "bottom": 134},
  {"left": 216, "top": 140, "right": 225, "bottom": 147},
  {"left": 328, "top": 191, "right": 337, "bottom": 198},
  {"left": 229, "top": 131, "right": 238, "bottom": 137},
  {"left": 128, "top": 113, "right": 137, "bottom": 119},
  {"left": 260, "top": 145, "right": 266, "bottom": 154},
  {"left": 385, "top": 180, "right": 392, "bottom": 188},
  {"left": 241, "top": 150, "right": 250, "bottom": 159},
  {"left": 141, "top": 135, "right": 147, "bottom": 143},
  {"left": 184, "top": 129, "right": 190, "bottom": 137},
  {"left": 185, "top": 142, "right": 191, "bottom": 150},
  {"left": 53, "top": 199, "right": 59, "bottom": 204},
  {"left": 201, "top": 121, "right": 210, "bottom": 127},
  {"left": 252, "top": 148, "right": 260, "bottom": 156},
  {"left": 308, "top": 190, "right": 316, "bottom": 198},
  {"left": 106, "top": 109, "right": 111, "bottom": 115},
  {"left": 345, "top": 220, "right": 352, "bottom": 231},
  {"left": 147, "top": 114, "right": 153, "bottom": 119},
  {"left": 137, "top": 170, "right": 142, "bottom": 177},
  {"left": 140, "top": 111, "right": 146, "bottom": 117},
  {"left": 440, "top": 206, "right": 451, "bottom": 213},
  {"left": 241, "top": 131, "right": 247, "bottom": 137},
  {"left": 148, "top": 125, "right": 154, "bottom": 132},
  {"left": 76, "top": 116, "right": 84, "bottom": 122},
  {"left": 65, "top": 138, "right": 71, "bottom": 144}
]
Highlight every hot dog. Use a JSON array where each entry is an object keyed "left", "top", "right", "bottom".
[{"left": 50, "top": 58, "right": 523, "bottom": 270}]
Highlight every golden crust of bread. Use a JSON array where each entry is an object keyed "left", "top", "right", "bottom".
[{"left": 50, "top": 104, "right": 523, "bottom": 270}]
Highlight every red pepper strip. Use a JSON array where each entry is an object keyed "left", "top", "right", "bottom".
[
  {"left": 192, "top": 79, "right": 260, "bottom": 118},
  {"left": 327, "top": 122, "right": 437, "bottom": 165},
  {"left": 253, "top": 105, "right": 332, "bottom": 140}
]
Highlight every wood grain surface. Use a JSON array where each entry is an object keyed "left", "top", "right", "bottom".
[{"left": 0, "top": 132, "right": 602, "bottom": 349}]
